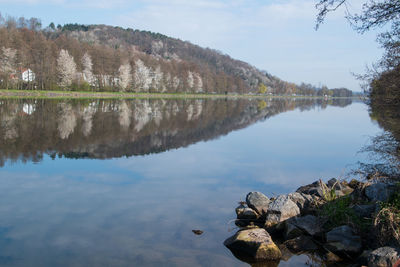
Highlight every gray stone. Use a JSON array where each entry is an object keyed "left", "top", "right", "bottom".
[
  {"left": 365, "top": 182, "right": 396, "bottom": 202},
  {"left": 284, "top": 235, "right": 318, "bottom": 253},
  {"left": 327, "top": 178, "right": 339, "bottom": 189},
  {"left": 296, "top": 180, "right": 325, "bottom": 198},
  {"left": 246, "top": 192, "right": 270, "bottom": 215},
  {"left": 265, "top": 195, "right": 300, "bottom": 228},
  {"left": 224, "top": 228, "right": 282, "bottom": 262},
  {"left": 368, "top": 247, "right": 400, "bottom": 267},
  {"left": 236, "top": 204, "right": 246, "bottom": 217},
  {"left": 285, "top": 215, "right": 322, "bottom": 239},
  {"left": 288, "top": 192, "right": 313, "bottom": 212},
  {"left": 326, "top": 225, "right": 362, "bottom": 255},
  {"left": 238, "top": 208, "right": 258, "bottom": 220}
]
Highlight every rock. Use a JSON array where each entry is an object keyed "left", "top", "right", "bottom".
[
  {"left": 296, "top": 180, "right": 325, "bottom": 198},
  {"left": 365, "top": 182, "right": 396, "bottom": 202},
  {"left": 352, "top": 204, "right": 377, "bottom": 218},
  {"left": 348, "top": 179, "right": 364, "bottom": 189},
  {"left": 192, "top": 230, "right": 203, "bottom": 235},
  {"left": 246, "top": 192, "right": 270, "bottom": 215},
  {"left": 368, "top": 247, "right": 400, "bottom": 267},
  {"left": 327, "top": 178, "right": 340, "bottom": 189},
  {"left": 325, "top": 225, "right": 362, "bottom": 256},
  {"left": 287, "top": 192, "right": 312, "bottom": 211},
  {"left": 326, "top": 178, "right": 354, "bottom": 197},
  {"left": 284, "top": 235, "right": 318, "bottom": 253},
  {"left": 357, "top": 250, "right": 372, "bottom": 266},
  {"left": 278, "top": 244, "right": 294, "bottom": 262},
  {"left": 237, "top": 208, "right": 259, "bottom": 220},
  {"left": 288, "top": 192, "right": 318, "bottom": 214},
  {"left": 265, "top": 195, "right": 300, "bottom": 228},
  {"left": 335, "top": 185, "right": 354, "bottom": 197},
  {"left": 325, "top": 251, "right": 343, "bottom": 262},
  {"left": 224, "top": 228, "right": 282, "bottom": 262},
  {"left": 284, "top": 215, "right": 322, "bottom": 239},
  {"left": 235, "top": 203, "right": 246, "bottom": 217}
]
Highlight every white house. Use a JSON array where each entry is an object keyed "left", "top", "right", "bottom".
[{"left": 21, "top": 69, "right": 35, "bottom": 82}]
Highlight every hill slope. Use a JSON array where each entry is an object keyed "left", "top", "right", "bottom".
[{"left": 0, "top": 17, "right": 352, "bottom": 96}]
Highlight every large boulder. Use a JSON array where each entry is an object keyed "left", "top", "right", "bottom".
[
  {"left": 368, "top": 247, "right": 400, "bottom": 267},
  {"left": 365, "top": 182, "right": 396, "bottom": 202},
  {"left": 284, "top": 215, "right": 322, "bottom": 239},
  {"left": 325, "top": 225, "right": 362, "bottom": 256},
  {"left": 288, "top": 192, "right": 315, "bottom": 213},
  {"left": 246, "top": 192, "right": 270, "bottom": 215},
  {"left": 224, "top": 228, "right": 282, "bottom": 262},
  {"left": 265, "top": 195, "right": 300, "bottom": 228}
]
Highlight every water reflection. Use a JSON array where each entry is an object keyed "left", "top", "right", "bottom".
[
  {"left": 0, "top": 97, "right": 382, "bottom": 267},
  {"left": 0, "top": 98, "right": 352, "bottom": 166}
]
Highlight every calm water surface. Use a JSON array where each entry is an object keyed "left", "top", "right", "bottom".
[{"left": 0, "top": 98, "right": 381, "bottom": 266}]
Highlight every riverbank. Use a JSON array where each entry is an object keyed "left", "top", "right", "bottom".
[
  {"left": 225, "top": 178, "right": 400, "bottom": 266},
  {"left": 0, "top": 89, "right": 362, "bottom": 100}
]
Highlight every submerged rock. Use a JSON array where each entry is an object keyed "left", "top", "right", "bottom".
[
  {"left": 246, "top": 192, "right": 270, "bottom": 215},
  {"left": 192, "top": 230, "right": 203, "bottom": 235},
  {"left": 265, "top": 195, "right": 300, "bottom": 228},
  {"left": 368, "top": 247, "right": 400, "bottom": 267},
  {"left": 325, "top": 225, "right": 362, "bottom": 256},
  {"left": 224, "top": 228, "right": 282, "bottom": 262}
]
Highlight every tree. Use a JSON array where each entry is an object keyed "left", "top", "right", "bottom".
[
  {"left": 0, "top": 47, "right": 17, "bottom": 89},
  {"left": 316, "top": 0, "right": 400, "bottom": 69},
  {"left": 194, "top": 72, "right": 203, "bottom": 93},
  {"left": 258, "top": 83, "right": 267, "bottom": 94},
  {"left": 82, "top": 52, "right": 94, "bottom": 87},
  {"left": 118, "top": 63, "right": 132, "bottom": 91},
  {"left": 134, "top": 59, "right": 151, "bottom": 91},
  {"left": 57, "top": 49, "right": 77, "bottom": 88},
  {"left": 187, "top": 71, "right": 194, "bottom": 91}
]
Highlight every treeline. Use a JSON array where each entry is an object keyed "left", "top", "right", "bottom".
[{"left": 0, "top": 14, "right": 353, "bottom": 96}]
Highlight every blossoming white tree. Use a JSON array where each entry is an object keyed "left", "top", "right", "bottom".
[
  {"left": 118, "top": 63, "right": 132, "bottom": 91},
  {"left": 81, "top": 52, "right": 94, "bottom": 86},
  {"left": 57, "top": 49, "right": 77, "bottom": 88}
]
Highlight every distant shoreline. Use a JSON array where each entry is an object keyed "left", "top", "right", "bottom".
[{"left": 0, "top": 89, "right": 362, "bottom": 100}]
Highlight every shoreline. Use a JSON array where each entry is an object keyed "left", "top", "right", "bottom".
[
  {"left": 0, "top": 89, "right": 362, "bottom": 100},
  {"left": 225, "top": 178, "right": 400, "bottom": 266}
]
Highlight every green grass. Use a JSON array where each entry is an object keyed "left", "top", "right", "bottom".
[{"left": 319, "top": 196, "right": 372, "bottom": 232}]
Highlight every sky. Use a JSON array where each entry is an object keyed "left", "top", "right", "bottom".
[{"left": 0, "top": 0, "right": 384, "bottom": 91}]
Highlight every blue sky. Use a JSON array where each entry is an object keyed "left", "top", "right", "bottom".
[{"left": 0, "top": 0, "right": 383, "bottom": 91}]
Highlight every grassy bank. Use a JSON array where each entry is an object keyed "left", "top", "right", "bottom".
[{"left": 0, "top": 89, "right": 360, "bottom": 100}]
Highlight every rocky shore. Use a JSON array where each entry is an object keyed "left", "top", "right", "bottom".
[{"left": 224, "top": 178, "right": 400, "bottom": 266}]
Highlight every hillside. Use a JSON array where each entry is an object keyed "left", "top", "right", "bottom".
[{"left": 0, "top": 16, "right": 352, "bottom": 96}]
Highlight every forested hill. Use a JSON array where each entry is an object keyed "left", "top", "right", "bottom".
[{"left": 0, "top": 17, "right": 353, "bottom": 96}]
